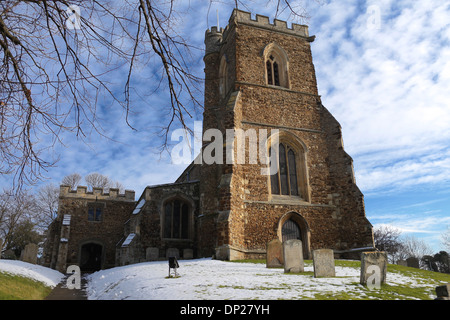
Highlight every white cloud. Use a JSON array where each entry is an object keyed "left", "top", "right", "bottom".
[
  {"left": 373, "top": 215, "right": 450, "bottom": 235},
  {"left": 309, "top": 0, "right": 450, "bottom": 194},
  {"left": 370, "top": 213, "right": 450, "bottom": 252}
]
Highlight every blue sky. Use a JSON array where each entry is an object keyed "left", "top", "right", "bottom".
[
  {"left": 2, "top": 0, "right": 449, "bottom": 253},
  {"left": 308, "top": 0, "right": 450, "bottom": 252},
  {"left": 308, "top": 0, "right": 450, "bottom": 253}
]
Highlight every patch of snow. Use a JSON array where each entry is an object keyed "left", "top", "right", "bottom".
[
  {"left": 121, "top": 233, "right": 136, "bottom": 247},
  {"left": 132, "top": 199, "right": 145, "bottom": 214},
  {"left": 86, "top": 259, "right": 343, "bottom": 300},
  {"left": 86, "top": 258, "right": 441, "bottom": 300},
  {"left": 0, "top": 260, "right": 64, "bottom": 288},
  {"left": 62, "top": 214, "right": 71, "bottom": 225}
]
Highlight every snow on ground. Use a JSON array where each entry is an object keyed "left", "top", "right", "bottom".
[
  {"left": 0, "top": 258, "right": 438, "bottom": 299},
  {"left": 0, "top": 260, "right": 64, "bottom": 288},
  {"left": 86, "top": 258, "right": 429, "bottom": 300}
]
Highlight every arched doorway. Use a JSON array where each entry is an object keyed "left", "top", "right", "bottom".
[
  {"left": 282, "top": 219, "right": 302, "bottom": 242},
  {"left": 80, "top": 243, "right": 103, "bottom": 272},
  {"left": 277, "top": 212, "right": 311, "bottom": 259}
]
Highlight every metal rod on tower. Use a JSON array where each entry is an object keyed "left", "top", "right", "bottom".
[{"left": 217, "top": 9, "right": 220, "bottom": 29}]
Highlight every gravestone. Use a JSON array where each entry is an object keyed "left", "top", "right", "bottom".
[
  {"left": 312, "top": 249, "right": 335, "bottom": 277},
  {"left": 166, "top": 248, "right": 180, "bottom": 259},
  {"left": 282, "top": 239, "right": 304, "bottom": 273},
  {"left": 183, "top": 249, "right": 193, "bottom": 259},
  {"left": 266, "top": 239, "right": 283, "bottom": 268},
  {"left": 21, "top": 243, "right": 38, "bottom": 264},
  {"left": 360, "top": 251, "right": 387, "bottom": 286},
  {"left": 3, "top": 249, "right": 15, "bottom": 260},
  {"left": 146, "top": 247, "right": 159, "bottom": 261},
  {"left": 406, "top": 257, "right": 420, "bottom": 268}
]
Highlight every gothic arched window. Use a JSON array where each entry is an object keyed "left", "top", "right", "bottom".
[
  {"left": 163, "top": 200, "right": 190, "bottom": 239},
  {"left": 263, "top": 43, "right": 289, "bottom": 88},
  {"left": 266, "top": 55, "right": 280, "bottom": 86},
  {"left": 268, "top": 134, "right": 309, "bottom": 201},
  {"left": 270, "top": 143, "right": 300, "bottom": 197}
]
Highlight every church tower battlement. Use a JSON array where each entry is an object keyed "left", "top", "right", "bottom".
[
  {"left": 59, "top": 185, "right": 135, "bottom": 201},
  {"left": 205, "top": 9, "right": 311, "bottom": 56}
]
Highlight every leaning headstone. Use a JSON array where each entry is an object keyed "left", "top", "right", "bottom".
[
  {"left": 312, "top": 249, "right": 335, "bottom": 277},
  {"left": 183, "top": 249, "right": 193, "bottom": 259},
  {"left": 397, "top": 259, "right": 407, "bottom": 267},
  {"left": 266, "top": 239, "right": 283, "bottom": 268},
  {"left": 360, "top": 251, "right": 387, "bottom": 287},
  {"left": 21, "top": 243, "right": 38, "bottom": 264},
  {"left": 406, "top": 257, "right": 420, "bottom": 268},
  {"left": 166, "top": 248, "right": 180, "bottom": 259},
  {"left": 282, "top": 239, "right": 304, "bottom": 273},
  {"left": 146, "top": 247, "right": 159, "bottom": 261},
  {"left": 435, "top": 283, "right": 450, "bottom": 300}
]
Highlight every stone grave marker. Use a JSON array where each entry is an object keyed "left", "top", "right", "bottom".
[
  {"left": 435, "top": 283, "right": 450, "bottom": 300},
  {"left": 282, "top": 239, "right": 304, "bottom": 273},
  {"left": 166, "top": 248, "right": 180, "bottom": 259},
  {"left": 21, "top": 243, "right": 38, "bottom": 264},
  {"left": 406, "top": 257, "right": 420, "bottom": 268},
  {"left": 183, "top": 249, "right": 193, "bottom": 259},
  {"left": 146, "top": 247, "right": 159, "bottom": 261},
  {"left": 397, "top": 259, "right": 407, "bottom": 266},
  {"left": 360, "top": 251, "right": 387, "bottom": 287},
  {"left": 312, "top": 249, "right": 335, "bottom": 277},
  {"left": 266, "top": 239, "right": 283, "bottom": 268}
]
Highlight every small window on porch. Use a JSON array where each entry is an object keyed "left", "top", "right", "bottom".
[{"left": 88, "top": 204, "right": 104, "bottom": 222}]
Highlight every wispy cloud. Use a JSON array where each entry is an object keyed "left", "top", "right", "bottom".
[
  {"left": 373, "top": 216, "right": 450, "bottom": 234},
  {"left": 370, "top": 210, "right": 450, "bottom": 251},
  {"left": 309, "top": 0, "right": 450, "bottom": 195}
]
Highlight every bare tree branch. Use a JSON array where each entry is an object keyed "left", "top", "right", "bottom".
[
  {"left": 443, "top": 226, "right": 450, "bottom": 252},
  {"left": 61, "top": 172, "right": 82, "bottom": 190},
  {"left": 0, "top": 0, "right": 317, "bottom": 191}
]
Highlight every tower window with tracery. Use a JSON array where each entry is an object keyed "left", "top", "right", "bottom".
[
  {"left": 270, "top": 143, "right": 301, "bottom": 197},
  {"left": 263, "top": 43, "right": 289, "bottom": 88},
  {"left": 266, "top": 55, "right": 280, "bottom": 86}
]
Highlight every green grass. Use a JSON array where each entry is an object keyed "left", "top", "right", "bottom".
[
  {"left": 0, "top": 272, "right": 53, "bottom": 300},
  {"left": 231, "top": 259, "right": 267, "bottom": 264},
  {"left": 309, "top": 282, "right": 438, "bottom": 300}
]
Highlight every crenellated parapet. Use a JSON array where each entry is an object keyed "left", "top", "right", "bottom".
[
  {"left": 231, "top": 9, "right": 309, "bottom": 37},
  {"left": 205, "top": 9, "right": 311, "bottom": 54},
  {"left": 59, "top": 185, "right": 135, "bottom": 201},
  {"left": 205, "top": 26, "right": 224, "bottom": 55}
]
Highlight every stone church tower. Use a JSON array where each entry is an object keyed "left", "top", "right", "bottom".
[{"left": 197, "top": 9, "right": 374, "bottom": 260}]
